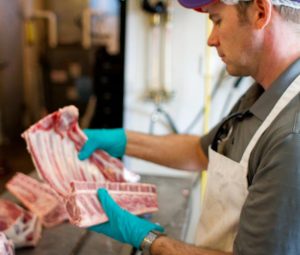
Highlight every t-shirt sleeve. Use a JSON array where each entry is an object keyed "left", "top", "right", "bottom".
[{"left": 234, "top": 132, "right": 300, "bottom": 255}]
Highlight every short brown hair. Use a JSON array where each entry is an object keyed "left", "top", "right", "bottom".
[{"left": 235, "top": 1, "right": 253, "bottom": 24}]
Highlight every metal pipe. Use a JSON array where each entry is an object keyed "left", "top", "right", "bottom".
[
  {"left": 200, "top": 17, "right": 213, "bottom": 201},
  {"left": 33, "top": 10, "right": 58, "bottom": 48},
  {"left": 161, "top": 0, "right": 173, "bottom": 93}
]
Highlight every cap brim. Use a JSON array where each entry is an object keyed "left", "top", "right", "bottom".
[{"left": 178, "top": 0, "right": 216, "bottom": 8}]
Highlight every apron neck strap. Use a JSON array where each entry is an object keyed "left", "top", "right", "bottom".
[{"left": 240, "top": 75, "right": 300, "bottom": 168}]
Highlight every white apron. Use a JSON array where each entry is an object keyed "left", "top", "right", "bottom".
[{"left": 195, "top": 75, "right": 300, "bottom": 252}]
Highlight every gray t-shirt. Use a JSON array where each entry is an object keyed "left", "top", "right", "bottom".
[{"left": 200, "top": 58, "right": 300, "bottom": 255}]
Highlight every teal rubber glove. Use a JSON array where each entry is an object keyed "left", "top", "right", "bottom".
[
  {"left": 89, "top": 188, "right": 164, "bottom": 249},
  {"left": 78, "top": 128, "right": 127, "bottom": 160}
]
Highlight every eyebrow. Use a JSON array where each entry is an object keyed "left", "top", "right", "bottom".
[{"left": 208, "top": 13, "right": 220, "bottom": 21}]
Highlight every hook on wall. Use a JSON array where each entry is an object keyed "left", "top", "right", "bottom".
[{"left": 141, "top": 0, "right": 167, "bottom": 14}]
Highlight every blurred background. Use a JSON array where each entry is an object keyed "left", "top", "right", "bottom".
[
  {"left": 0, "top": 0, "right": 253, "bottom": 181},
  {"left": 0, "top": 0, "right": 255, "bottom": 248}
]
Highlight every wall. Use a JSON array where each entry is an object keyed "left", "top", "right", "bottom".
[{"left": 123, "top": 0, "right": 252, "bottom": 177}]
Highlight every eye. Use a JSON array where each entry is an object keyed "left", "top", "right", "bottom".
[{"left": 213, "top": 19, "right": 222, "bottom": 26}]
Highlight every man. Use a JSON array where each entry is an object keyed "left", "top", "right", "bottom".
[{"left": 78, "top": 0, "right": 300, "bottom": 254}]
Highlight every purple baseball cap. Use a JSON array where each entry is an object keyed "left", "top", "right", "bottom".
[
  {"left": 178, "top": 0, "right": 220, "bottom": 10},
  {"left": 179, "top": 0, "right": 300, "bottom": 10}
]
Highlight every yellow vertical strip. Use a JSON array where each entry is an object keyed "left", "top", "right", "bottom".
[
  {"left": 24, "top": 20, "right": 36, "bottom": 45},
  {"left": 201, "top": 17, "right": 213, "bottom": 200}
]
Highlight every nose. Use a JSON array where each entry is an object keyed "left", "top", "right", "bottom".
[{"left": 207, "top": 26, "right": 219, "bottom": 47}]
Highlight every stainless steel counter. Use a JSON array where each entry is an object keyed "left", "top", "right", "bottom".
[{"left": 1, "top": 174, "right": 193, "bottom": 255}]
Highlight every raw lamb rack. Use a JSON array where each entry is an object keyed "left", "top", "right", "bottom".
[
  {"left": 6, "top": 172, "right": 68, "bottom": 228},
  {"left": 66, "top": 181, "right": 158, "bottom": 227},
  {"left": 0, "top": 199, "right": 42, "bottom": 248},
  {"left": 22, "top": 105, "right": 139, "bottom": 196},
  {"left": 22, "top": 106, "right": 158, "bottom": 227},
  {"left": 0, "top": 232, "right": 14, "bottom": 255}
]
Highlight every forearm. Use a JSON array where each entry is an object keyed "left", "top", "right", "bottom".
[
  {"left": 125, "top": 131, "right": 208, "bottom": 171},
  {"left": 151, "top": 236, "right": 232, "bottom": 255}
]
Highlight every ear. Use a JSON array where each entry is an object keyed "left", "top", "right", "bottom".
[{"left": 252, "top": 0, "right": 272, "bottom": 29}]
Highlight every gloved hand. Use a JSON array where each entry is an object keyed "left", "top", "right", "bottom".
[
  {"left": 89, "top": 188, "right": 164, "bottom": 249},
  {"left": 78, "top": 128, "right": 127, "bottom": 160}
]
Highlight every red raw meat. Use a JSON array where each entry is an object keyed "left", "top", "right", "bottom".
[
  {"left": 0, "top": 199, "right": 41, "bottom": 248},
  {"left": 6, "top": 172, "right": 68, "bottom": 228},
  {"left": 0, "top": 232, "right": 14, "bottom": 255},
  {"left": 22, "top": 105, "right": 139, "bottom": 196},
  {"left": 22, "top": 106, "right": 158, "bottom": 227},
  {"left": 65, "top": 181, "right": 158, "bottom": 227}
]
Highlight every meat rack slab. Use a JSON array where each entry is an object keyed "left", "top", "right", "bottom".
[
  {"left": 1, "top": 174, "right": 192, "bottom": 255},
  {"left": 21, "top": 106, "right": 157, "bottom": 227}
]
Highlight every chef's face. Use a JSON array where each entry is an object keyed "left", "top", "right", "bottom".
[{"left": 205, "top": 1, "right": 264, "bottom": 77}]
